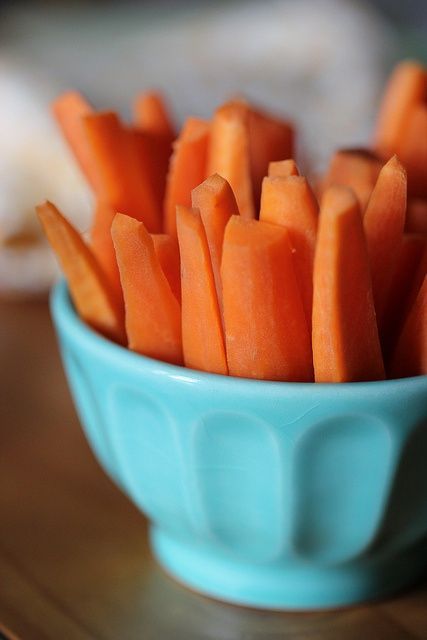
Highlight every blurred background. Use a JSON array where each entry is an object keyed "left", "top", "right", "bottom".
[{"left": 0, "top": 0, "right": 426, "bottom": 294}]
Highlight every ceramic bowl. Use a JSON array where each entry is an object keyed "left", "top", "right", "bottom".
[{"left": 51, "top": 280, "right": 427, "bottom": 610}]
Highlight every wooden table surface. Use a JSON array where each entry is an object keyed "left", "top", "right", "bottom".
[{"left": 1, "top": 297, "right": 426, "bottom": 640}]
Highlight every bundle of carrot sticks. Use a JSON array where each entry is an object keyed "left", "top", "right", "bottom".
[{"left": 37, "top": 60, "right": 427, "bottom": 382}]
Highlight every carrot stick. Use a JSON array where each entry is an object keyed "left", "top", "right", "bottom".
[
  {"left": 207, "top": 101, "right": 254, "bottom": 220},
  {"left": 37, "top": 201, "right": 125, "bottom": 344},
  {"left": 363, "top": 155, "right": 407, "bottom": 324},
  {"left": 90, "top": 200, "right": 122, "bottom": 301},
  {"left": 259, "top": 175, "right": 318, "bottom": 327},
  {"left": 312, "top": 186, "right": 385, "bottom": 382},
  {"left": 191, "top": 174, "right": 239, "bottom": 311},
  {"left": 374, "top": 61, "right": 427, "bottom": 159},
  {"left": 176, "top": 206, "right": 228, "bottom": 375},
  {"left": 397, "top": 105, "right": 427, "bottom": 198},
  {"left": 248, "top": 108, "right": 294, "bottom": 205},
  {"left": 406, "top": 199, "right": 427, "bottom": 234},
  {"left": 390, "top": 275, "right": 427, "bottom": 378},
  {"left": 83, "top": 112, "right": 161, "bottom": 231},
  {"left": 382, "top": 233, "right": 426, "bottom": 357},
  {"left": 268, "top": 159, "right": 299, "bottom": 178},
  {"left": 51, "top": 91, "right": 98, "bottom": 189},
  {"left": 131, "top": 126, "right": 170, "bottom": 218},
  {"left": 404, "top": 244, "right": 427, "bottom": 321},
  {"left": 221, "top": 216, "right": 313, "bottom": 381},
  {"left": 111, "top": 213, "right": 182, "bottom": 364},
  {"left": 133, "top": 92, "right": 175, "bottom": 212},
  {"left": 133, "top": 91, "right": 175, "bottom": 140},
  {"left": 164, "top": 117, "right": 210, "bottom": 236},
  {"left": 151, "top": 234, "right": 181, "bottom": 303},
  {"left": 321, "top": 148, "right": 382, "bottom": 210}
]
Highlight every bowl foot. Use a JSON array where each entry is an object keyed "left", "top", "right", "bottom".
[{"left": 150, "top": 527, "right": 427, "bottom": 610}]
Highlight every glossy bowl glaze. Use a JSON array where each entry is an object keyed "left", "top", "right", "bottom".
[{"left": 51, "top": 280, "right": 427, "bottom": 610}]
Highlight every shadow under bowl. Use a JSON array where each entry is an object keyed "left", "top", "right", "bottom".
[{"left": 51, "top": 280, "right": 427, "bottom": 610}]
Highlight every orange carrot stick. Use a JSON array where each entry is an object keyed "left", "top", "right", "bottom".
[
  {"left": 397, "top": 105, "right": 427, "bottom": 198},
  {"left": 133, "top": 92, "right": 175, "bottom": 211},
  {"left": 51, "top": 91, "right": 98, "bottom": 189},
  {"left": 248, "top": 108, "right": 294, "bottom": 205},
  {"left": 374, "top": 60, "right": 427, "bottom": 159},
  {"left": 164, "top": 117, "right": 210, "bottom": 236},
  {"left": 176, "top": 206, "right": 228, "bottom": 375},
  {"left": 312, "top": 186, "right": 385, "bottom": 382},
  {"left": 37, "top": 201, "right": 125, "bottom": 344},
  {"left": 382, "top": 233, "right": 426, "bottom": 357},
  {"left": 404, "top": 244, "right": 427, "bottom": 321},
  {"left": 406, "top": 199, "right": 427, "bottom": 234},
  {"left": 83, "top": 112, "right": 161, "bottom": 231},
  {"left": 221, "top": 216, "right": 313, "bottom": 381},
  {"left": 268, "top": 159, "right": 299, "bottom": 178},
  {"left": 363, "top": 155, "right": 407, "bottom": 324},
  {"left": 111, "top": 213, "right": 182, "bottom": 364},
  {"left": 90, "top": 200, "right": 122, "bottom": 300},
  {"left": 390, "top": 275, "right": 427, "bottom": 378},
  {"left": 151, "top": 234, "right": 181, "bottom": 303},
  {"left": 321, "top": 148, "right": 382, "bottom": 210},
  {"left": 191, "top": 174, "right": 239, "bottom": 310},
  {"left": 133, "top": 91, "right": 175, "bottom": 140},
  {"left": 259, "top": 175, "right": 318, "bottom": 327},
  {"left": 207, "top": 101, "right": 254, "bottom": 220}
]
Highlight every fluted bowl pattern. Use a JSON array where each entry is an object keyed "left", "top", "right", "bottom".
[{"left": 51, "top": 281, "right": 427, "bottom": 610}]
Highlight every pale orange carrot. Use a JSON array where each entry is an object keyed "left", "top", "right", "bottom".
[
  {"left": 176, "top": 206, "right": 228, "bottom": 375},
  {"left": 390, "top": 275, "right": 427, "bottom": 378},
  {"left": 382, "top": 233, "right": 426, "bottom": 357},
  {"left": 51, "top": 91, "right": 98, "bottom": 189},
  {"left": 164, "top": 117, "right": 210, "bottom": 236},
  {"left": 37, "top": 201, "right": 125, "bottom": 344},
  {"left": 151, "top": 233, "right": 181, "bottom": 303},
  {"left": 363, "top": 155, "right": 407, "bottom": 324},
  {"left": 312, "top": 186, "right": 385, "bottom": 382},
  {"left": 221, "top": 216, "right": 313, "bottom": 381},
  {"left": 397, "top": 105, "right": 427, "bottom": 198},
  {"left": 321, "top": 148, "right": 382, "bottom": 210},
  {"left": 406, "top": 199, "right": 427, "bottom": 234},
  {"left": 133, "top": 91, "right": 175, "bottom": 140},
  {"left": 90, "top": 200, "right": 122, "bottom": 301},
  {"left": 207, "top": 101, "right": 254, "bottom": 220},
  {"left": 83, "top": 112, "right": 161, "bottom": 231},
  {"left": 374, "top": 61, "right": 427, "bottom": 159},
  {"left": 260, "top": 175, "right": 318, "bottom": 327},
  {"left": 248, "top": 107, "right": 294, "bottom": 205},
  {"left": 111, "top": 213, "right": 182, "bottom": 364},
  {"left": 191, "top": 174, "right": 239, "bottom": 310},
  {"left": 268, "top": 159, "right": 299, "bottom": 178}
]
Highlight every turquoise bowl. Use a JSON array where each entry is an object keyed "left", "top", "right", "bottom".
[{"left": 51, "top": 281, "right": 427, "bottom": 610}]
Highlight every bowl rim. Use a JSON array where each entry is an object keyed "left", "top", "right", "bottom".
[{"left": 51, "top": 279, "right": 427, "bottom": 396}]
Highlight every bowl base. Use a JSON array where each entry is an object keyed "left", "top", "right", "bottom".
[{"left": 151, "top": 527, "right": 427, "bottom": 610}]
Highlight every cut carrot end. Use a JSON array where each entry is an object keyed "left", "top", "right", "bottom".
[
  {"left": 207, "top": 101, "right": 254, "bottom": 220},
  {"left": 164, "top": 117, "right": 211, "bottom": 236},
  {"left": 363, "top": 155, "right": 407, "bottom": 325},
  {"left": 111, "top": 213, "right": 182, "bottom": 364},
  {"left": 268, "top": 159, "right": 299, "bottom": 178},
  {"left": 176, "top": 205, "right": 228, "bottom": 375},
  {"left": 37, "top": 201, "right": 125, "bottom": 344},
  {"left": 312, "top": 186, "right": 385, "bottom": 382},
  {"left": 191, "top": 173, "right": 239, "bottom": 312},
  {"left": 221, "top": 216, "right": 313, "bottom": 381},
  {"left": 51, "top": 90, "right": 98, "bottom": 189}
]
